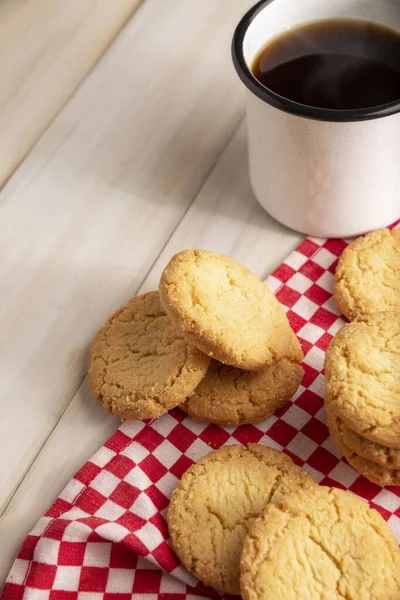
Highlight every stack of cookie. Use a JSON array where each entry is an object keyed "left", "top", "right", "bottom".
[
  {"left": 325, "top": 228, "right": 400, "bottom": 485},
  {"left": 325, "top": 311, "right": 400, "bottom": 485},
  {"left": 89, "top": 249, "right": 304, "bottom": 423},
  {"left": 168, "top": 444, "right": 400, "bottom": 598}
]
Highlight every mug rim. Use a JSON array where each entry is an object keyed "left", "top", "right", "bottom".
[{"left": 232, "top": 0, "right": 400, "bottom": 122}]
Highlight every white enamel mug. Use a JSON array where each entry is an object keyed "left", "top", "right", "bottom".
[{"left": 232, "top": 0, "right": 400, "bottom": 238}]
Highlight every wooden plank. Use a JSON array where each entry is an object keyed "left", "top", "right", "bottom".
[
  {"left": 140, "top": 123, "right": 303, "bottom": 292},
  {"left": 0, "top": 123, "right": 303, "bottom": 582},
  {"left": 0, "top": 0, "right": 144, "bottom": 188},
  {"left": 0, "top": 0, "right": 253, "bottom": 524}
]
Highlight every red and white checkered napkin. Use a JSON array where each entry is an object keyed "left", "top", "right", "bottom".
[{"left": 4, "top": 226, "right": 400, "bottom": 600}]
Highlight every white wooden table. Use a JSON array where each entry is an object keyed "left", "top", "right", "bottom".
[{"left": 0, "top": 0, "right": 303, "bottom": 583}]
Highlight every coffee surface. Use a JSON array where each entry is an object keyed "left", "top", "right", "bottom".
[{"left": 251, "top": 20, "right": 400, "bottom": 110}]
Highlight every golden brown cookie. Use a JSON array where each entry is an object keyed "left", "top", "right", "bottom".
[
  {"left": 167, "top": 444, "right": 316, "bottom": 595},
  {"left": 334, "top": 228, "right": 400, "bottom": 321},
  {"left": 325, "top": 311, "right": 400, "bottom": 449},
  {"left": 159, "top": 250, "right": 303, "bottom": 371},
  {"left": 341, "top": 418, "right": 400, "bottom": 469},
  {"left": 327, "top": 410, "right": 400, "bottom": 486},
  {"left": 182, "top": 358, "right": 303, "bottom": 426},
  {"left": 240, "top": 485, "right": 400, "bottom": 600},
  {"left": 88, "top": 292, "right": 210, "bottom": 420}
]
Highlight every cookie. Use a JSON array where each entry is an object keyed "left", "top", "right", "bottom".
[
  {"left": 334, "top": 228, "right": 400, "bottom": 321},
  {"left": 341, "top": 418, "right": 400, "bottom": 469},
  {"left": 88, "top": 291, "right": 210, "bottom": 419},
  {"left": 327, "top": 410, "right": 400, "bottom": 486},
  {"left": 167, "top": 444, "right": 316, "bottom": 594},
  {"left": 325, "top": 311, "right": 400, "bottom": 448},
  {"left": 159, "top": 250, "right": 303, "bottom": 371},
  {"left": 182, "top": 358, "right": 304, "bottom": 426},
  {"left": 240, "top": 485, "right": 400, "bottom": 600}
]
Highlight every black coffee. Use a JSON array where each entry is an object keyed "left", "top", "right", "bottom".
[{"left": 251, "top": 20, "right": 400, "bottom": 110}]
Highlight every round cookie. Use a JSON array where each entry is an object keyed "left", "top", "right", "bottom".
[
  {"left": 327, "top": 411, "right": 400, "bottom": 486},
  {"left": 334, "top": 228, "right": 400, "bottom": 321},
  {"left": 182, "top": 358, "right": 304, "bottom": 426},
  {"left": 325, "top": 311, "right": 400, "bottom": 448},
  {"left": 341, "top": 418, "right": 400, "bottom": 469},
  {"left": 240, "top": 485, "right": 400, "bottom": 600},
  {"left": 89, "top": 291, "right": 210, "bottom": 420},
  {"left": 167, "top": 444, "right": 316, "bottom": 595},
  {"left": 159, "top": 250, "right": 303, "bottom": 371}
]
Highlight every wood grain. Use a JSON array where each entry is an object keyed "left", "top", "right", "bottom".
[
  {"left": 0, "top": 123, "right": 302, "bottom": 582},
  {"left": 0, "top": 0, "right": 254, "bottom": 547},
  {"left": 0, "top": 0, "right": 143, "bottom": 188}
]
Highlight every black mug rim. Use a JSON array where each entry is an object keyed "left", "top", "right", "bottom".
[{"left": 231, "top": 0, "right": 400, "bottom": 122}]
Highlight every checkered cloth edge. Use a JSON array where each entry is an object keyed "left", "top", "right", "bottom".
[{"left": 3, "top": 222, "right": 400, "bottom": 600}]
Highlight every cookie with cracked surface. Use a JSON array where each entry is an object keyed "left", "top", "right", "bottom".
[
  {"left": 327, "top": 410, "right": 400, "bottom": 486},
  {"left": 240, "top": 485, "right": 400, "bottom": 600},
  {"left": 159, "top": 250, "right": 303, "bottom": 371},
  {"left": 182, "top": 358, "right": 304, "bottom": 426},
  {"left": 325, "top": 311, "right": 400, "bottom": 449},
  {"left": 334, "top": 228, "right": 400, "bottom": 321},
  {"left": 340, "top": 417, "right": 400, "bottom": 469},
  {"left": 167, "top": 444, "right": 316, "bottom": 595},
  {"left": 88, "top": 291, "right": 210, "bottom": 420}
]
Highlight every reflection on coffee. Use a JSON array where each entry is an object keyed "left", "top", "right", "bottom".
[{"left": 251, "top": 20, "right": 400, "bottom": 110}]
